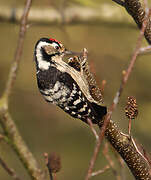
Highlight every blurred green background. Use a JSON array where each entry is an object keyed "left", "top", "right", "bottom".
[{"left": 0, "top": 0, "right": 151, "bottom": 179}]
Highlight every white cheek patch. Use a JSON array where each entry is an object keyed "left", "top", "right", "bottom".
[
  {"left": 38, "top": 58, "right": 50, "bottom": 70},
  {"left": 36, "top": 41, "right": 51, "bottom": 70}
]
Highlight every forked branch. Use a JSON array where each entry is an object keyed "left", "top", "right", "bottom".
[{"left": 85, "top": 2, "right": 151, "bottom": 179}]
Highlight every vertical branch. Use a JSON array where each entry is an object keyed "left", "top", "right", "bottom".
[
  {"left": 4, "top": 0, "right": 32, "bottom": 101},
  {"left": 0, "top": 0, "right": 45, "bottom": 179}
]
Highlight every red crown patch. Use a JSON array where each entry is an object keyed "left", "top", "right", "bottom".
[{"left": 49, "top": 38, "right": 61, "bottom": 44}]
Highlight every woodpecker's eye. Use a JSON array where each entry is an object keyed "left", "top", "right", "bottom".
[{"left": 54, "top": 45, "right": 59, "bottom": 50}]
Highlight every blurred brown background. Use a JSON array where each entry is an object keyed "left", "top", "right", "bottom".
[{"left": 0, "top": 0, "right": 151, "bottom": 179}]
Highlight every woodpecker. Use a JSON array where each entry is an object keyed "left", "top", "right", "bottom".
[{"left": 34, "top": 37, "right": 107, "bottom": 124}]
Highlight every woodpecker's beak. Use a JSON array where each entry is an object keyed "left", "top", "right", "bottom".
[{"left": 64, "top": 49, "right": 82, "bottom": 56}]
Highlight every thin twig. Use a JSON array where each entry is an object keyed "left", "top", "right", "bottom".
[
  {"left": 91, "top": 165, "right": 110, "bottom": 177},
  {"left": 4, "top": 0, "right": 32, "bottom": 101},
  {"left": 0, "top": 157, "right": 21, "bottom": 180},
  {"left": 85, "top": 116, "right": 108, "bottom": 180},
  {"left": 103, "top": 143, "right": 121, "bottom": 180},
  {"left": 112, "top": 147, "right": 126, "bottom": 180},
  {"left": 0, "top": 134, "right": 4, "bottom": 141},
  {"left": 144, "top": 0, "right": 149, "bottom": 14},
  {"left": 128, "top": 119, "right": 132, "bottom": 136},
  {"left": 44, "top": 152, "right": 61, "bottom": 180},
  {"left": 105, "top": 8, "right": 151, "bottom": 122},
  {"left": 139, "top": 45, "right": 151, "bottom": 54},
  {"left": 118, "top": 158, "right": 125, "bottom": 180},
  {"left": 144, "top": 0, "right": 148, "bottom": 8},
  {"left": 44, "top": 153, "right": 53, "bottom": 180},
  {"left": 87, "top": 118, "right": 99, "bottom": 141},
  {"left": 100, "top": 80, "right": 106, "bottom": 96},
  {"left": 85, "top": 8, "right": 151, "bottom": 180}
]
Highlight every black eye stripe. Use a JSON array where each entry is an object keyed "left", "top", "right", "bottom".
[
  {"left": 40, "top": 47, "right": 60, "bottom": 62},
  {"left": 41, "top": 47, "right": 52, "bottom": 60}
]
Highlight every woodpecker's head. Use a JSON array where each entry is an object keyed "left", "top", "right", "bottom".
[{"left": 34, "top": 37, "right": 73, "bottom": 71}]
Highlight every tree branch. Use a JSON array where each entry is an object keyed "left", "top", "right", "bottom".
[
  {"left": 85, "top": 4, "right": 151, "bottom": 179},
  {"left": 4, "top": 0, "right": 32, "bottom": 101},
  {"left": 97, "top": 8, "right": 151, "bottom": 179},
  {"left": 0, "top": 157, "right": 21, "bottom": 180},
  {"left": 44, "top": 152, "right": 61, "bottom": 180},
  {"left": 0, "top": 111, "right": 45, "bottom": 180},
  {"left": 87, "top": 118, "right": 99, "bottom": 141},
  {"left": 103, "top": 143, "right": 121, "bottom": 180},
  {"left": 91, "top": 165, "right": 110, "bottom": 177},
  {"left": 0, "top": 0, "right": 45, "bottom": 179},
  {"left": 112, "top": 0, "right": 151, "bottom": 44},
  {"left": 138, "top": 45, "right": 151, "bottom": 55},
  {"left": 100, "top": 121, "right": 151, "bottom": 179}
]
